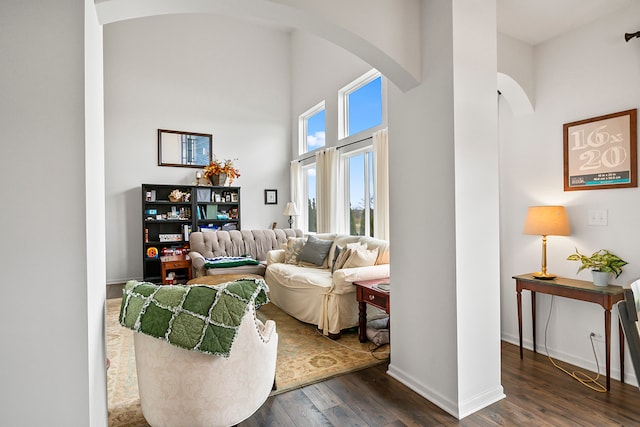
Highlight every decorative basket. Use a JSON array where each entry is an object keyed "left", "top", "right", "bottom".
[{"left": 168, "top": 195, "right": 183, "bottom": 202}]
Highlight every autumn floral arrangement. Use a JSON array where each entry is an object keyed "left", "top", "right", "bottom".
[{"left": 203, "top": 157, "right": 241, "bottom": 184}]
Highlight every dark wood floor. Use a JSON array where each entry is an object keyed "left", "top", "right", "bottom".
[{"left": 241, "top": 341, "right": 640, "bottom": 426}]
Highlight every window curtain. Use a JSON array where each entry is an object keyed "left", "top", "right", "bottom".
[
  {"left": 289, "top": 161, "right": 304, "bottom": 230},
  {"left": 315, "top": 147, "right": 342, "bottom": 233},
  {"left": 373, "top": 128, "right": 389, "bottom": 240}
]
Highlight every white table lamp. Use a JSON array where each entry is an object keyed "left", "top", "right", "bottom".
[{"left": 283, "top": 202, "right": 299, "bottom": 228}]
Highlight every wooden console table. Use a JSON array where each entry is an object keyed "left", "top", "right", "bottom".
[{"left": 513, "top": 273, "right": 625, "bottom": 390}]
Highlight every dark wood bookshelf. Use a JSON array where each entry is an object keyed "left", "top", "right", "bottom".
[{"left": 142, "top": 183, "right": 241, "bottom": 283}]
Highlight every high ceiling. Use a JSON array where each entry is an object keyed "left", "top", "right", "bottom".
[{"left": 496, "top": 0, "right": 636, "bottom": 45}]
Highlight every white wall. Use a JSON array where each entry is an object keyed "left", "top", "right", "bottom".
[
  {"left": 499, "top": 2, "right": 640, "bottom": 385},
  {"left": 95, "top": 0, "right": 422, "bottom": 92},
  {"left": 104, "top": 14, "right": 292, "bottom": 284},
  {"left": 0, "top": 0, "right": 104, "bottom": 425},
  {"left": 497, "top": 33, "right": 535, "bottom": 106}
]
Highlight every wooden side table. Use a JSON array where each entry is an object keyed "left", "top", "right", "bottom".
[
  {"left": 513, "top": 273, "right": 625, "bottom": 390},
  {"left": 354, "top": 278, "right": 390, "bottom": 343},
  {"left": 160, "top": 254, "right": 192, "bottom": 284}
]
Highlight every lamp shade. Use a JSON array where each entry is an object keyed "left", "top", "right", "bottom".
[
  {"left": 523, "top": 206, "right": 570, "bottom": 236},
  {"left": 283, "top": 202, "right": 299, "bottom": 216}
]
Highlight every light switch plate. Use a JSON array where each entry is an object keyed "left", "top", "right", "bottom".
[{"left": 587, "top": 209, "right": 608, "bottom": 226}]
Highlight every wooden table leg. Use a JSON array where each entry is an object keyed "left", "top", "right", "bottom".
[
  {"left": 531, "top": 291, "right": 537, "bottom": 354},
  {"left": 161, "top": 263, "right": 168, "bottom": 284},
  {"left": 605, "top": 308, "right": 611, "bottom": 391},
  {"left": 517, "top": 288, "right": 523, "bottom": 359},
  {"left": 620, "top": 321, "right": 625, "bottom": 384},
  {"left": 358, "top": 301, "right": 367, "bottom": 343}
]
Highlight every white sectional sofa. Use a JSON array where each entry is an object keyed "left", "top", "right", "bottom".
[{"left": 264, "top": 233, "right": 390, "bottom": 337}]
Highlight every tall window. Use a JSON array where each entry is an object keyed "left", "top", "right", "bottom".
[
  {"left": 302, "top": 163, "right": 317, "bottom": 233},
  {"left": 345, "top": 150, "right": 374, "bottom": 236},
  {"left": 299, "top": 102, "right": 326, "bottom": 154},
  {"left": 339, "top": 70, "right": 383, "bottom": 139}
]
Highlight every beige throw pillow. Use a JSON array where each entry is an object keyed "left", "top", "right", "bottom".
[
  {"left": 332, "top": 242, "right": 369, "bottom": 272},
  {"left": 332, "top": 248, "right": 352, "bottom": 272},
  {"left": 343, "top": 247, "right": 379, "bottom": 268},
  {"left": 284, "top": 237, "right": 306, "bottom": 264},
  {"left": 347, "top": 242, "right": 367, "bottom": 251}
]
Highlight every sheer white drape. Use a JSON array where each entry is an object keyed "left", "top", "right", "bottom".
[
  {"left": 315, "top": 147, "right": 341, "bottom": 233},
  {"left": 289, "top": 161, "right": 304, "bottom": 230},
  {"left": 373, "top": 128, "right": 389, "bottom": 240},
  {"left": 334, "top": 152, "right": 346, "bottom": 233}
]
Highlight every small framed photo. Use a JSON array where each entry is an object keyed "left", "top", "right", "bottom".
[
  {"left": 563, "top": 109, "right": 637, "bottom": 191},
  {"left": 231, "top": 193, "right": 239, "bottom": 203},
  {"left": 265, "top": 189, "right": 277, "bottom": 205},
  {"left": 214, "top": 193, "right": 222, "bottom": 202}
]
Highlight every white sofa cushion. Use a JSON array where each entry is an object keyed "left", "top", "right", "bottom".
[{"left": 266, "top": 262, "right": 333, "bottom": 290}]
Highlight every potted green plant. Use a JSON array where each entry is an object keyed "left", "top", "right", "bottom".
[{"left": 566, "top": 248, "right": 628, "bottom": 286}]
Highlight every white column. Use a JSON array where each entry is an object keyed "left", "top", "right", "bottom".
[
  {"left": 387, "top": 0, "right": 503, "bottom": 418},
  {"left": 0, "top": 0, "right": 107, "bottom": 425}
]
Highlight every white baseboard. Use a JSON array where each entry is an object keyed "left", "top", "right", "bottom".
[
  {"left": 107, "top": 277, "right": 142, "bottom": 286},
  {"left": 386, "top": 363, "right": 505, "bottom": 419}
]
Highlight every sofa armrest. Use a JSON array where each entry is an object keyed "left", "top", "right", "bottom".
[
  {"left": 188, "top": 251, "right": 207, "bottom": 277},
  {"left": 266, "top": 249, "right": 285, "bottom": 265},
  {"left": 332, "top": 264, "right": 391, "bottom": 294}
]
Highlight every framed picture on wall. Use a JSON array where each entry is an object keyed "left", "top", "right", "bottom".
[
  {"left": 158, "top": 129, "right": 212, "bottom": 168},
  {"left": 264, "top": 189, "right": 277, "bottom": 205},
  {"left": 563, "top": 109, "right": 637, "bottom": 191}
]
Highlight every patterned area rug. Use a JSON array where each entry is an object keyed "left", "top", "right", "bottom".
[{"left": 106, "top": 297, "right": 389, "bottom": 427}]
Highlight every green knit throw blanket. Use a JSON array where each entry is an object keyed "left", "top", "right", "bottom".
[{"left": 119, "top": 278, "right": 269, "bottom": 357}]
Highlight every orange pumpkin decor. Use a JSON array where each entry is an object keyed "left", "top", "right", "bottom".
[{"left": 146, "top": 247, "right": 159, "bottom": 258}]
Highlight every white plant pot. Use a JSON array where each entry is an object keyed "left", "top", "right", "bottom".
[{"left": 591, "top": 270, "right": 611, "bottom": 287}]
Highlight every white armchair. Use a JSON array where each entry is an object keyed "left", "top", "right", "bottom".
[{"left": 133, "top": 302, "right": 278, "bottom": 427}]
